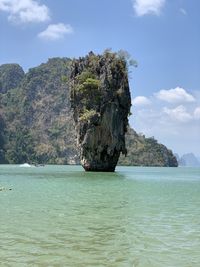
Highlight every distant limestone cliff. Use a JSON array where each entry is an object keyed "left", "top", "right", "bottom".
[
  {"left": 177, "top": 153, "right": 200, "bottom": 167},
  {"left": 0, "top": 54, "right": 178, "bottom": 167},
  {"left": 70, "top": 52, "right": 131, "bottom": 171}
]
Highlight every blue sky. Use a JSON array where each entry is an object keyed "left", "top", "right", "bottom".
[{"left": 0, "top": 0, "right": 200, "bottom": 157}]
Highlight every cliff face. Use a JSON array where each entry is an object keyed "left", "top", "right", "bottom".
[
  {"left": 70, "top": 52, "right": 131, "bottom": 171},
  {"left": 119, "top": 128, "right": 178, "bottom": 167},
  {"left": 0, "top": 114, "right": 6, "bottom": 163},
  {"left": 0, "top": 57, "right": 178, "bottom": 167},
  {"left": 0, "top": 64, "right": 24, "bottom": 93},
  {"left": 0, "top": 58, "right": 78, "bottom": 164}
]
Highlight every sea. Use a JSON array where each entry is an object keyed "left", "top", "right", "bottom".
[{"left": 0, "top": 165, "right": 200, "bottom": 267}]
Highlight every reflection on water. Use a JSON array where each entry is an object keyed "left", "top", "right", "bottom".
[{"left": 0, "top": 165, "right": 200, "bottom": 266}]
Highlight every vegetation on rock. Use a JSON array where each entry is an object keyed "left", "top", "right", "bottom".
[
  {"left": 70, "top": 51, "right": 131, "bottom": 171},
  {"left": 0, "top": 64, "right": 24, "bottom": 93},
  {"left": 0, "top": 55, "right": 178, "bottom": 167},
  {"left": 119, "top": 128, "right": 178, "bottom": 167}
]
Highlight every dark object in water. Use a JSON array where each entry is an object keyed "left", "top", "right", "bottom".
[{"left": 0, "top": 187, "right": 12, "bottom": 191}]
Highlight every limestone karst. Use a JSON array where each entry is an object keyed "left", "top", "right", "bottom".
[{"left": 70, "top": 51, "right": 131, "bottom": 171}]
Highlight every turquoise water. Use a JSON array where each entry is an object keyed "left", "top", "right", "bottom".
[{"left": 0, "top": 165, "right": 200, "bottom": 267}]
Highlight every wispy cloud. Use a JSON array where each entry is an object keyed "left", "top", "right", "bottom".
[
  {"left": 132, "top": 0, "right": 165, "bottom": 16},
  {"left": 194, "top": 107, "right": 200, "bottom": 119},
  {"left": 155, "top": 87, "right": 195, "bottom": 104},
  {"left": 132, "top": 96, "right": 151, "bottom": 106},
  {"left": 0, "top": 0, "right": 50, "bottom": 23},
  {"left": 163, "top": 105, "right": 192, "bottom": 123},
  {"left": 180, "top": 8, "right": 187, "bottom": 16},
  {"left": 38, "top": 23, "right": 74, "bottom": 41}
]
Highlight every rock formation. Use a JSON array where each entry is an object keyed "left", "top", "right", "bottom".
[
  {"left": 0, "top": 57, "right": 178, "bottom": 167},
  {"left": 70, "top": 51, "right": 131, "bottom": 171},
  {"left": 0, "top": 64, "right": 24, "bottom": 94}
]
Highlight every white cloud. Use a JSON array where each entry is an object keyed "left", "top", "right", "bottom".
[
  {"left": 132, "top": 96, "right": 151, "bottom": 106},
  {"left": 163, "top": 105, "right": 193, "bottom": 123},
  {"left": 38, "top": 23, "right": 74, "bottom": 40},
  {"left": 0, "top": 0, "right": 50, "bottom": 23},
  {"left": 155, "top": 87, "right": 195, "bottom": 104},
  {"left": 194, "top": 107, "right": 200, "bottom": 120},
  {"left": 129, "top": 88, "right": 200, "bottom": 157},
  {"left": 132, "top": 0, "right": 165, "bottom": 16}
]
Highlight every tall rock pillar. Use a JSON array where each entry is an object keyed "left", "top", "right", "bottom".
[{"left": 70, "top": 51, "right": 131, "bottom": 171}]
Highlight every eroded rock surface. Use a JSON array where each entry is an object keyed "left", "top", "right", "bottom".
[
  {"left": 0, "top": 64, "right": 24, "bottom": 94},
  {"left": 70, "top": 51, "right": 131, "bottom": 171}
]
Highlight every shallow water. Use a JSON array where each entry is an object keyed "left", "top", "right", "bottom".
[{"left": 0, "top": 165, "right": 200, "bottom": 267}]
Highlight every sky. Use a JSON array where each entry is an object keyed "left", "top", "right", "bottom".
[{"left": 0, "top": 0, "right": 200, "bottom": 158}]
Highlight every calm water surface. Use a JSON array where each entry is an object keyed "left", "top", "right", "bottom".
[{"left": 0, "top": 165, "right": 200, "bottom": 267}]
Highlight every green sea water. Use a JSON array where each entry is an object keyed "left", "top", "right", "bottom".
[{"left": 0, "top": 165, "right": 200, "bottom": 267}]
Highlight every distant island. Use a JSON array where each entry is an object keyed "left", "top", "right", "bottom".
[
  {"left": 0, "top": 52, "right": 178, "bottom": 167},
  {"left": 176, "top": 153, "right": 200, "bottom": 167}
]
